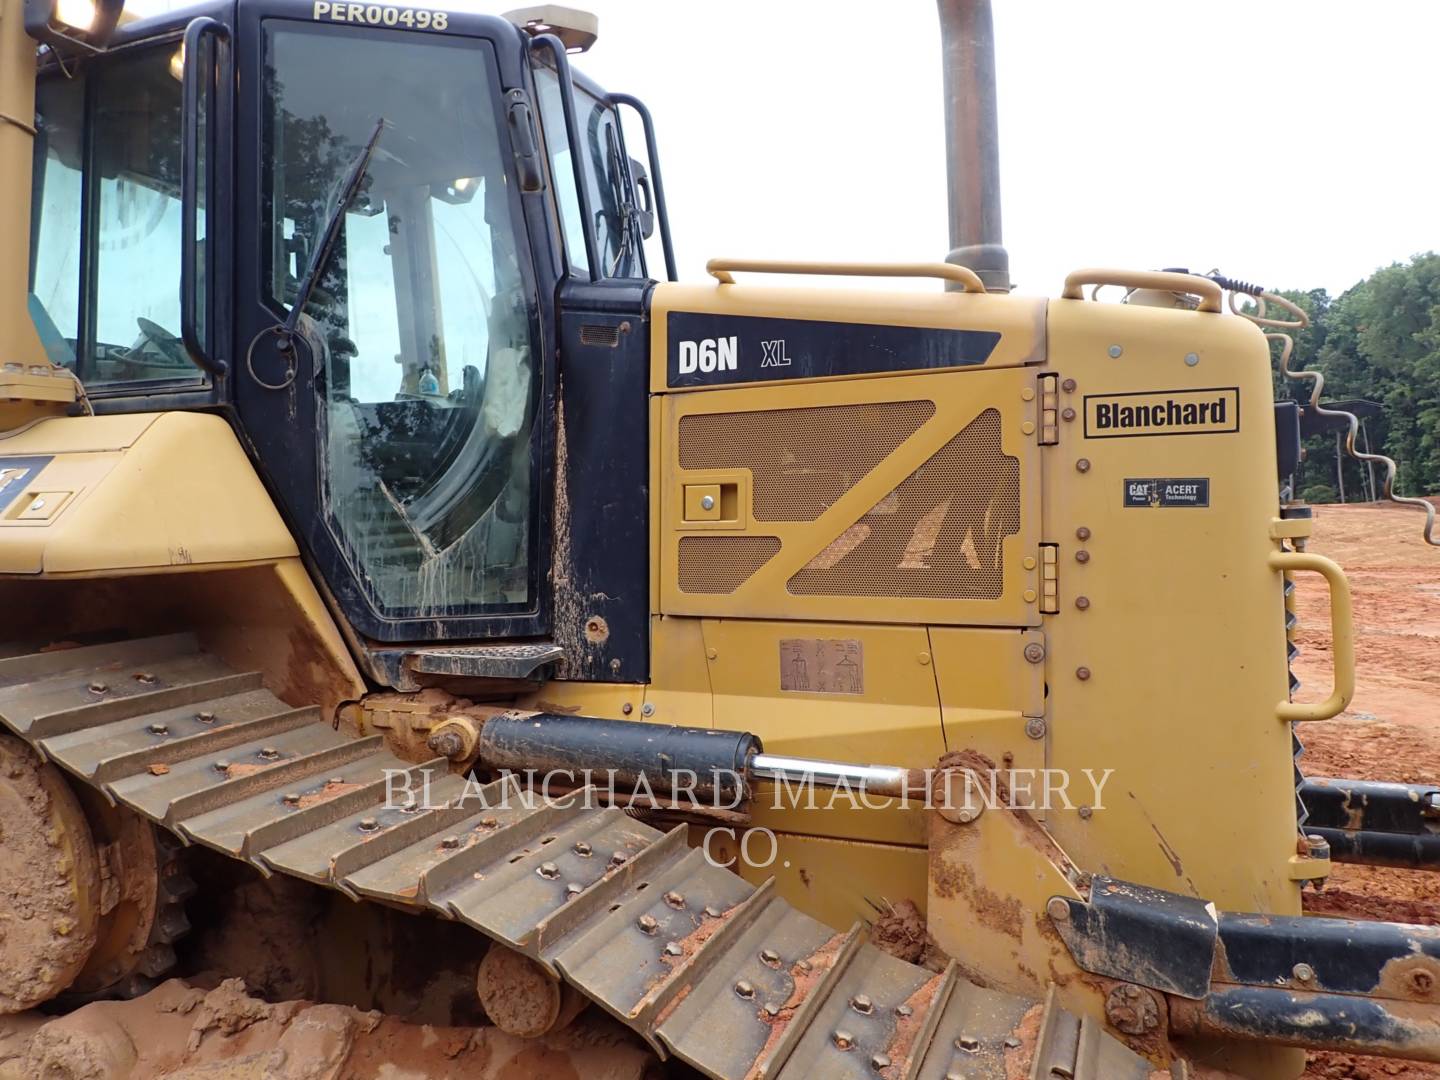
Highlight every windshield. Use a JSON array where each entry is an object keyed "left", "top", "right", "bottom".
[{"left": 263, "top": 22, "right": 539, "bottom": 618}]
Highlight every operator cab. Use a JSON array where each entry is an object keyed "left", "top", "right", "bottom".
[{"left": 27, "top": 0, "right": 667, "bottom": 683}]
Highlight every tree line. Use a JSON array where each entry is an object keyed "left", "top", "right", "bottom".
[{"left": 1269, "top": 252, "right": 1440, "bottom": 503}]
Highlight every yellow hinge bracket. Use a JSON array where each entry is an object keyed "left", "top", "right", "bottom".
[
  {"left": 1039, "top": 543, "right": 1059, "bottom": 614},
  {"left": 1038, "top": 373, "right": 1059, "bottom": 445}
]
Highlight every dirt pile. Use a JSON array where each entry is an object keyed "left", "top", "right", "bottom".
[
  {"left": 0, "top": 977, "right": 656, "bottom": 1080},
  {"left": 1287, "top": 503, "right": 1440, "bottom": 1078}
]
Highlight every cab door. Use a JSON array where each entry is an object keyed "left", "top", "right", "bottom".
[{"left": 230, "top": 1, "right": 558, "bottom": 644}]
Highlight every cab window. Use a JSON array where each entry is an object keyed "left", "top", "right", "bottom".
[
  {"left": 534, "top": 67, "right": 643, "bottom": 279},
  {"left": 30, "top": 45, "right": 208, "bottom": 388}
]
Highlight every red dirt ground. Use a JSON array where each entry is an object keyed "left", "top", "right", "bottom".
[{"left": 1287, "top": 502, "right": 1440, "bottom": 1079}]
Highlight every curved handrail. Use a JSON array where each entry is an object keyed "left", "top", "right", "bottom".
[
  {"left": 1060, "top": 268, "right": 1223, "bottom": 313},
  {"left": 706, "top": 259, "right": 987, "bottom": 294}
]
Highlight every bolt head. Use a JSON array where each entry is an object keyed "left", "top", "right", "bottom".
[
  {"left": 1061, "top": 407, "right": 1077, "bottom": 421},
  {"left": 147, "top": 722, "right": 169, "bottom": 735},
  {"left": 282, "top": 792, "right": 300, "bottom": 805},
  {"left": 88, "top": 682, "right": 108, "bottom": 694},
  {"left": 195, "top": 711, "right": 216, "bottom": 723},
  {"left": 700, "top": 494, "right": 716, "bottom": 511},
  {"left": 641, "top": 703, "right": 655, "bottom": 717},
  {"left": 258, "top": 747, "right": 279, "bottom": 760},
  {"left": 609, "top": 851, "right": 629, "bottom": 867},
  {"left": 759, "top": 948, "right": 781, "bottom": 967},
  {"left": 1024, "top": 717, "right": 1046, "bottom": 740},
  {"left": 956, "top": 1035, "right": 980, "bottom": 1052},
  {"left": 537, "top": 861, "right": 560, "bottom": 880},
  {"left": 1076, "top": 666, "right": 1092, "bottom": 681},
  {"left": 870, "top": 1053, "right": 892, "bottom": 1072},
  {"left": 1185, "top": 351, "right": 1200, "bottom": 366},
  {"left": 1078, "top": 805, "right": 1093, "bottom": 820},
  {"left": 358, "top": 817, "right": 379, "bottom": 831},
  {"left": 704, "top": 905, "right": 723, "bottom": 918},
  {"left": 1108, "top": 344, "right": 1123, "bottom": 358},
  {"left": 1023, "top": 642, "right": 1045, "bottom": 664},
  {"left": 214, "top": 760, "right": 231, "bottom": 772},
  {"left": 621, "top": 702, "right": 633, "bottom": 715},
  {"left": 1075, "top": 549, "right": 1090, "bottom": 563},
  {"left": 662, "top": 941, "right": 683, "bottom": 956},
  {"left": 637, "top": 914, "right": 659, "bottom": 934},
  {"left": 564, "top": 882, "right": 583, "bottom": 898},
  {"left": 850, "top": 994, "right": 873, "bottom": 1015},
  {"left": 440, "top": 835, "right": 460, "bottom": 849},
  {"left": 1292, "top": 962, "right": 1315, "bottom": 983},
  {"left": 1047, "top": 897, "right": 1072, "bottom": 922},
  {"left": 734, "top": 979, "right": 755, "bottom": 999},
  {"left": 1076, "top": 458, "right": 1091, "bottom": 474},
  {"left": 663, "top": 890, "right": 686, "bottom": 909},
  {"left": 1061, "top": 378, "right": 1077, "bottom": 393},
  {"left": 134, "top": 672, "right": 158, "bottom": 684},
  {"left": 1105, "top": 983, "right": 1161, "bottom": 1035},
  {"left": 1075, "top": 596, "right": 1091, "bottom": 610},
  {"left": 573, "top": 841, "right": 592, "bottom": 857},
  {"left": 833, "top": 1030, "right": 855, "bottom": 1051},
  {"left": 895, "top": 1004, "right": 913, "bottom": 1018}
]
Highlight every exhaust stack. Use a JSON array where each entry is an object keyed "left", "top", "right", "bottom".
[{"left": 938, "top": 0, "right": 1010, "bottom": 292}]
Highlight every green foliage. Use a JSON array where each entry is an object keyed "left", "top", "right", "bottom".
[{"left": 1275, "top": 253, "right": 1440, "bottom": 502}]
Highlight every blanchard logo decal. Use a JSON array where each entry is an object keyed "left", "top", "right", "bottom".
[{"left": 1084, "top": 388, "right": 1239, "bottom": 438}]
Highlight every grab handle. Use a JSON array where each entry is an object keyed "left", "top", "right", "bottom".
[
  {"left": 1060, "top": 268, "right": 1223, "bottom": 313},
  {"left": 707, "top": 259, "right": 987, "bottom": 294},
  {"left": 1268, "top": 551, "right": 1355, "bottom": 721}
]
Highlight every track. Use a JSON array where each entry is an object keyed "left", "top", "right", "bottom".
[{"left": 0, "top": 633, "right": 1149, "bottom": 1079}]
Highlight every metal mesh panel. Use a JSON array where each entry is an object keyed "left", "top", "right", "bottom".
[
  {"left": 788, "top": 408, "right": 1019, "bottom": 598},
  {"left": 678, "top": 401, "right": 936, "bottom": 522},
  {"left": 678, "top": 536, "right": 783, "bottom": 594}
]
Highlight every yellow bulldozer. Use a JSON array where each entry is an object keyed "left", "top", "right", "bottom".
[{"left": 0, "top": 0, "right": 1436, "bottom": 1075}]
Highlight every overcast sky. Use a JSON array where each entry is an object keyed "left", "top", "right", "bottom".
[
  {"left": 130, "top": 0, "right": 1440, "bottom": 297},
  {"left": 567, "top": 0, "right": 1439, "bottom": 297}
]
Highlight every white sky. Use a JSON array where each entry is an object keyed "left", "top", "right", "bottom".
[{"left": 130, "top": 0, "right": 1440, "bottom": 297}]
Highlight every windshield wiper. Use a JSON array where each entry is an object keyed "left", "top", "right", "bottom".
[{"left": 283, "top": 117, "right": 386, "bottom": 338}]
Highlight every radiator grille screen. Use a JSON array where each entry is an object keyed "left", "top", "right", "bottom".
[
  {"left": 788, "top": 408, "right": 1019, "bottom": 599},
  {"left": 678, "top": 401, "right": 936, "bottom": 522},
  {"left": 678, "top": 535, "right": 783, "bottom": 594}
]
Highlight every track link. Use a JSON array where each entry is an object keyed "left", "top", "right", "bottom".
[{"left": 0, "top": 634, "right": 1150, "bottom": 1079}]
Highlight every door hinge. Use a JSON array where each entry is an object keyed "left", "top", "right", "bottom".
[
  {"left": 1039, "top": 543, "right": 1059, "bottom": 613},
  {"left": 1038, "top": 373, "right": 1060, "bottom": 445}
]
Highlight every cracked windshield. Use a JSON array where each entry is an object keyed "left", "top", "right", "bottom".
[{"left": 264, "top": 24, "right": 538, "bottom": 617}]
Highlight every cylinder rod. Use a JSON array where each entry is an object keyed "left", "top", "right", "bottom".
[{"left": 748, "top": 753, "right": 917, "bottom": 799}]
